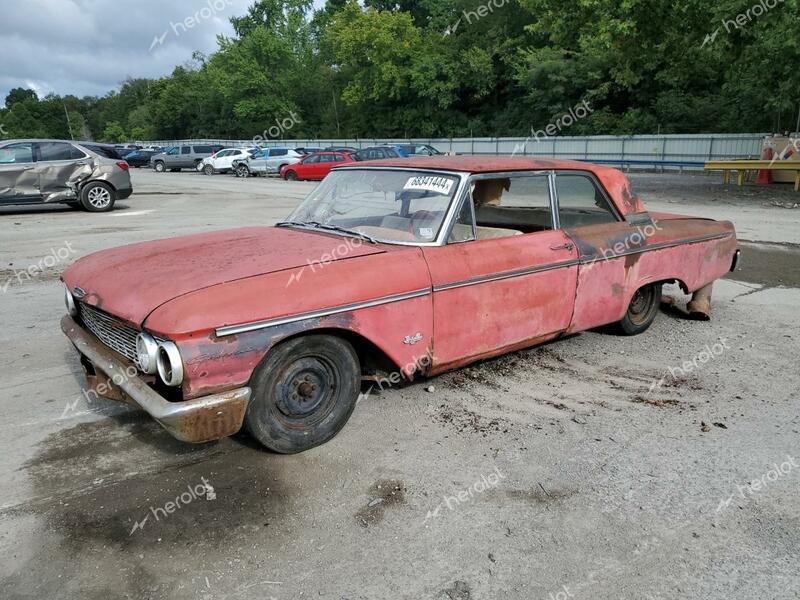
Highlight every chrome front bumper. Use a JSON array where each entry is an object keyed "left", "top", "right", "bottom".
[{"left": 61, "top": 315, "right": 251, "bottom": 443}]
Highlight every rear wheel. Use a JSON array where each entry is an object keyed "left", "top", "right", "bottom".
[
  {"left": 245, "top": 335, "right": 360, "bottom": 454},
  {"left": 79, "top": 181, "right": 116, "bottom": 212},
  {"left": 617, "top": 283, "right": 662, "bottom": 335}
]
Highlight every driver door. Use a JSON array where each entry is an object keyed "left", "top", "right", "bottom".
[
  {"left": 421, "top": 172, "right": 579, "bottom": 372},
  {"left": 0, "top": 142, "right": 39, "bottom": 202}
]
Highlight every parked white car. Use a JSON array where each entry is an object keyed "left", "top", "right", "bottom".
[{"left": 200, "top": 148, "right": 257, "bottom": 175}]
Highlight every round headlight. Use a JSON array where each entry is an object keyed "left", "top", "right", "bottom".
[
  {"left": 135, "top": 333, "right": 159, "bottom": 374},
  {"left": 156, "top": 341, "right": 184, "bottom": 387},
  {"left": 64, "top": 285, "right": 78, "bottom": 316}
]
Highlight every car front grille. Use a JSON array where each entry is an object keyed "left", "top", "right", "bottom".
[{"left": 78, "top": 302, "right": 140, "bottom": 362}]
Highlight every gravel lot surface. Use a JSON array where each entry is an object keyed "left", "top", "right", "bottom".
[{"left": 1, "top": 170, "right": 798, "bottom": 600}]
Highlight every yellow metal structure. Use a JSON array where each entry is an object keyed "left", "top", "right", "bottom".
[{"left": 705, "top": 160, "right": 800, "bottom": 191}]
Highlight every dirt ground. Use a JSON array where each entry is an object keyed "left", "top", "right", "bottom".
[{"left": 0, "top": 170, "right": 798, "bottom": 600}]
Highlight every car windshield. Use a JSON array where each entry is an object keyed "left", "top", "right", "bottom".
[{"left": 283, "top": 169, "right": 461, "bottom": 244}]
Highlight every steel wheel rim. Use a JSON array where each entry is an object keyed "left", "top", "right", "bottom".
[
  {"left": 628, "top": 288, "right": 654, "bottom": 325},
  {"left": 274, "top": 356, "right": 338, "bottom": 427},
  {"left": 87, "top": 187, "right": 111, "bottom": 208}
]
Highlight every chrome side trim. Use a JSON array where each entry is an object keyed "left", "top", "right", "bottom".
[
  {"left": 215, "top": 288, "right": 431, "bottom": 337},
  {"left": 577, "top": 232, "right": 733, "bottom": 264},
  {"left": 433, "top": 259, "right": 580, "bottom": 292}
]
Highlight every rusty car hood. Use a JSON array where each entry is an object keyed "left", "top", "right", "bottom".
[{"left": 62, "top": 227, "right": 387, "bottom": 326}]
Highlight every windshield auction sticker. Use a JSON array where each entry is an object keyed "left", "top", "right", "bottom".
[{"left": 403, "top": 175, "right": 455, "bottom": 195}]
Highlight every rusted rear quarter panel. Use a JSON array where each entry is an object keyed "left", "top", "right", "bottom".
[{"left": 565, "top": 216, "right": 737, "bottom": 332}]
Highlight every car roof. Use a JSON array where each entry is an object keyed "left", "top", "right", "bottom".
[{"left": 337, "top": 155, "right": 646, "bottom": 216}]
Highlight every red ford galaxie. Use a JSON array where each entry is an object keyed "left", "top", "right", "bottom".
[{"left": 61, "top": 157, "right": 740, "bottom": 453}]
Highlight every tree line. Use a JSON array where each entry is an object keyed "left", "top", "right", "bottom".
[{"left": 1, "top": 0, "right": 798, "bottom": 143}]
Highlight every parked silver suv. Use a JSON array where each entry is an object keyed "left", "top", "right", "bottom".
[
  {"left": 0, "top": 139, "right": 133, "bottom": 212},
  {"left": 150, "top": 144, "right": 222, "bottom": 172},
  {"left": 233, "top": 147, "right": 303, "bottom": 177}
]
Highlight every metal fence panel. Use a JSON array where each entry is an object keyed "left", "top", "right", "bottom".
[{"left": 139, "top": 134, "right": 770, "bottom": 170}]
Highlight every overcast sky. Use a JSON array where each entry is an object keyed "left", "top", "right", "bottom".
[{"left": 0, "top": 0, "right": 324, "bottom": 106}]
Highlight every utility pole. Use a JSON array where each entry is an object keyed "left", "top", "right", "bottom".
[
  {"left": 331, "top": 88, "right": 341, "bottom": 138},
  {"left": 63, "top": 103, "right": 74, "bottom": 140},
  {"left": 795, "top": 100, "right": 800, "bottom": 135}
]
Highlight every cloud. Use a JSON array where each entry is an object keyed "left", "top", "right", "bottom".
[{"left": 0, "top": 0, "right": 252, "bottom": 104}]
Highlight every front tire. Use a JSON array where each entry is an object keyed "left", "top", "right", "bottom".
[
  {"left": 245, "top": 335, "right": 360, "bottom": 454},
  {"left": 79, "top": 181, "right": 116, "bottom": 212},
  {"left": 236, "top": 165, "right": 250, "bottom": 178},
  {"left": 285, "top": 170, "right": 298, "bottom": 181},
  {"left": 617, "top": 283, "right": 662, "bottom": 335},
  {"left": 203, "top": 164, "right": 215, "bottom": 176},
  {"left": 153, "top": 161, "right": 165, "bottom": 173}
]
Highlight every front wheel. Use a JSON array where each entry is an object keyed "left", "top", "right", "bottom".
[
  {"left": 245, "top": 335, "right": 360, "bottom": 454},
  {"left": 153, "top": 161, "right": 165, "bottom": 173},
  {"left": 617, "top": 283, "right": 662, "bottom": 335},
  {"left": 284, "top": 170, "right": 298, "bottom": 181},
  {"left": 203, "top": 164, "right": 215, "bottom": 176},
  {"left": 236, "top": 165, "right": 250, "bottom": 178},
  {"left": 79, "top": 181, "right": 116, "bottom": 212}
]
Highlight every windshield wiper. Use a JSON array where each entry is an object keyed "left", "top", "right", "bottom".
[{"left": 276, "top": 220, "right": 378, "bottom": 244}]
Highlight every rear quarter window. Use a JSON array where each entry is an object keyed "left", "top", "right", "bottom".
[
  {"left": 80, "top": 144, "right": 120, "bottom": 159},
  {"left": 193, "top": 146, "right": 213, "bottom": 154}
]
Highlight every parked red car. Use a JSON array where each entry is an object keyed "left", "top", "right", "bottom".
[
  {"left": 61, "top": 157, "right": 739, "bottom": 453},
  {"left": 280, "top": 151, "right": 353, "bottom": 181}
]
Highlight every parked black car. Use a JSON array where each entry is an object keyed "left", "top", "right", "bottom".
[
  {"left": 122, "top": 149, "right": 158, "bottom": 167},
  {"left": 398, "top": 144, "right": 445, "bottom": 156},
  {"left": 351, "top": 146, "right": 408, "bottom": 161}
]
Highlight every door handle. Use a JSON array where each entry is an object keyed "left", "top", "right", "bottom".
[{"left": 550, "top": 242, "right": 575, "bottom": 251}]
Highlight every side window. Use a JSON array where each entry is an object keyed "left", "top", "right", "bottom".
[
  {"left": 271, "top": 149, "right": 288, "bottom": 157},
  {"left": 194, "top": 145, "right": 213, "bottom": 153},
  {"left": 334, "top": 154, "right": 346, "bottom": 162},
  {"left": 472, "top": 175, "right": 553, "bottom": 236},
  {"left": 38, "top": 142, "right": 82, "bottom": 161},
  {"left": 167, "top": 148, "right": 179, "bottom": 155},
  {"left": 0, "top": 143, "right": 35, "bottom": 164},
  {"left": 555, "top": 173, "right": 618, "bottom": 227},
  {"left": 181, "top": 147, "right": 191, "bottom": 155},
  {"left": 448, "top": 197, "right": 476, "bottom": 243},
  {"left": 304, "top": 155, "right": 320, "bottom": 164}
]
